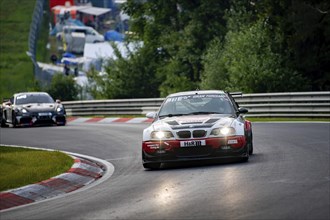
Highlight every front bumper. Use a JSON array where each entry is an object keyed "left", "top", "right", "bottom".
[
  {"left": 142, "top": 136, "right": 248, "bottom": 164},
  {"left": 16, "top": 113, "right": 66, "bottom": 126}
]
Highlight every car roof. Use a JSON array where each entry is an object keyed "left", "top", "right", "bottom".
[
  {"left": 14, "top": 92, "right": 50, "bottom": 97},
  {"left": 166, "top": 90, "right": 226, "bottom": 98}
]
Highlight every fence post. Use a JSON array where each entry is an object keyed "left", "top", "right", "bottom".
[{"left": 28, "top": 0, "right": 46, "bottom": 84}]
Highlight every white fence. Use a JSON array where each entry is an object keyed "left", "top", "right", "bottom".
[{"left": 62, "top": 91, "right": 330, "bottom": 118}]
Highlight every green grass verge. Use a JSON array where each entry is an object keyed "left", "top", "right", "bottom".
[
  {"left": 0, "top": 0, "right": 50, "bottom": 100},
  {"left": 0, "top": 0, "right": 36, "bottom": 100},
  {"left": 0, "top": 146, "right": 74, "bottom": 192}
]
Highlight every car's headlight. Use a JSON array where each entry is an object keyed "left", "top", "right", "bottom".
[
  {"left": 151, "top": 131, "right": 174, "bottom": 139},
  {"left": 15, "top": 108, "right": 28, "bottom": 114},
  {"left": 211, "top": 127, "right": 236, "bottom": 136}
]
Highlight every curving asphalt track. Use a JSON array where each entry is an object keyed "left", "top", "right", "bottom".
[{"left": 0, "top": 122, "right": 329, "bottom": 219}]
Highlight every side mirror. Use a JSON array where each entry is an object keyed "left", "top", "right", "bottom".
[
  {"left": 146, "top": 112, "right": 157, "bottom": 119},
  {"left": 3, "top": 100, "right": 11, "bottom": 106},
  {"left": 56, "top": 99, "right": 61, "bottom": 104},
  {"left": 237, "top": 107, "right": 248, "bottom": 115}
]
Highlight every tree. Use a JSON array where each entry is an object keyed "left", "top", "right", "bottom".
[
  {"left": 201, "top": 5, "right": 307, "bottom": 93},
  {"left": 90, "top": 0, "right": 329, "bottom": 98},
  {"left": 87, "top": 43, "right": 162, "bottom": 99},
  {"left": 122, "top": 0, "right": 230, "bottom": 96},
  {"left": 46, "top": 74, "right": 78, "bottom": 101},
  {"left": 200, "top": 38, "right": 230, "bottom": 91},
  {"left": 286, "top": 1, "right": 330, "bottom": 90}
]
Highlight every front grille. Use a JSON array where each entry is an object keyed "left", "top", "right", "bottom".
[
  {"left": 193, "top": 130, "right": 206, "bottom": 138},
  {"left": 20, "top": 117, "right": 32, "bottom": 124},
  {"left": 177, "top": 130, "right": 191, "bottom": 138},
  {"left": 39, "top": 116, "right": 52, "bottom": 120},
  {"left": 175, "top": 146, "right": 212, "bottom": 157},
  {"left": 177, "top": 130, "right": 207, "bottom": 138}
]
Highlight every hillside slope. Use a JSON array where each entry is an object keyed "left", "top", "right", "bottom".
[{"left": 0, "top": 0, "right": 36, "bottom": 99}]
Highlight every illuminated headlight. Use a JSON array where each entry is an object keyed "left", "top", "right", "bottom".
[
  {"left": 211, "top": 127, "right": 236, "bottom": 136},
  {"left": 151, "top": 131, "right": 174, "bottom": 139},
  {"left": 15, "top": 108, "right": 27, "bottom": 114},
  {"left": 56, "top": 107, "right": 63, "bottom": 112}
]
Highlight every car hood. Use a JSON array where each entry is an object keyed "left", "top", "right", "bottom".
[
  {"left": 18, "top": 103, "right": 56, "bottom": 112},
  {"left": 152, "top": 115, "right": 236, "bottom": 130}
]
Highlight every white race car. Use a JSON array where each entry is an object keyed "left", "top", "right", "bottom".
[{"left": 142, "top": 90, "right": 253, "bottom": 169}]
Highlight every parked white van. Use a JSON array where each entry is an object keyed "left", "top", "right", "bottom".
[{"left": 63, "top": 26, "right": 104, "bottom": 43}]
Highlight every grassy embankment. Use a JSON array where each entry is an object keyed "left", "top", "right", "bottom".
[
  {"left": 0, "top": 0, "right": 50, "bottom": 101},
  {"left": 0, "top": 146, "right": 73, "bottom": 192}
]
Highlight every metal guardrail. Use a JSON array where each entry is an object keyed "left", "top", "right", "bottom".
[
  {"left": 28, "top": 0, "right": 49, "bottom": 85},
  {"left": 62, "top": 91, "right": 330, "bottom": 118}
]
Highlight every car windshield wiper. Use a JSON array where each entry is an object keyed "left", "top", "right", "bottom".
[
  {"left": 158, "top": 113, "right": 189, "bottom": 118},
  {"left": 188, "top": 111, "right": 221, "bottom": 115}
]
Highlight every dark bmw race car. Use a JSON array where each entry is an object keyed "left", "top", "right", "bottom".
[
  {"left": 1, "top": 92, "right": 66, "bottom": 128},
  {"left": 142, "top": 90, "right": 253, "bottom": 169}
]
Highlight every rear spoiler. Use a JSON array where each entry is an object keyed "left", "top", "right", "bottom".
[{"left": 228, "top": 92, "right": 243, "bottom": 97}]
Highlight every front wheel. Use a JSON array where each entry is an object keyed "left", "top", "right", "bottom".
[
  {"left": 241, "top": 143, "right": 250, "bottom": 162},
  {"left": 1, "top": 117, "right": 7, "bottom": 127},
  {"left": 248, "top": 133, "right": 253, "bottom": 155},
  {"left": 12, "top": 114, "right": 17, "bottom": 128}
]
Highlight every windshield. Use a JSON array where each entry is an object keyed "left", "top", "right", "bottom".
[
  {"left": 158, "top": 94, "right": 235, "bottom": 117},
  {"left": 15, "top": 93, "right": 54, "bottom": 105}
]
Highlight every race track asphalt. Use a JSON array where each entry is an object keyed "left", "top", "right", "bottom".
[{"left": 0, "top": 122, "right": 329, "bottom": 220}]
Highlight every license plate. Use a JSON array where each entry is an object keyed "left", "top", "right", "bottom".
[
  {"left": 180, "top": 140, "right": 206, "bottom": 147},
  {"left": 38, "top": 112, "right": 51, "bottom": 116}
]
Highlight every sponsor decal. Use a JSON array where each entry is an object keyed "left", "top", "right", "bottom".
[
  {"left": 180, "top": 140, "right": 206, "bottom": 147},
  {"left": 17, "top": 95, "right": 27, "bottom": 99},
  {"left": 228, "top": 139, "right": 238, "bottom": 144}
]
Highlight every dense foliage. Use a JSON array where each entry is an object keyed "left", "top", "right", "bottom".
[
  {"left": 46, "top": 74, "right": 78, "bottom": 101},
  {"left": 88, "top": 0, "right": 329, "bottom": 98}
]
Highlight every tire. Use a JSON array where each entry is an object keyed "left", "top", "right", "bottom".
[
  {"left": 241, "top": 142, "right": 250, "bottom": 162},
  {"left": 242, "top": 156, "right": 249, "bottom": 162},
  {"left": 143, "top": 162, "right": 161, "bottom": 170},
  {"left": 241, "top": 151, "right": 249, "bottom": 162},
  {"left": 248, "top": 132, "right": 253, "bottom": 155},
  {"left": 1, "top": 117, "right": 6, "bottom": 127},
  {"left": 12, "top": 114, "right": 17, "bottom": 128},
  {"left": 57, "top": 121, "right": 66, "bottom": 126}
]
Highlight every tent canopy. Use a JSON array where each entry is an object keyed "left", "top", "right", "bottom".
[
  {"left": 104, "top": 30, "right": 125, "bottom": 42},
  {"left": 77, "top": 7, "right": 111, "bottom": 16},
  {"left": 83, "top": 42, "right": 142, "bottom": 60}
]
